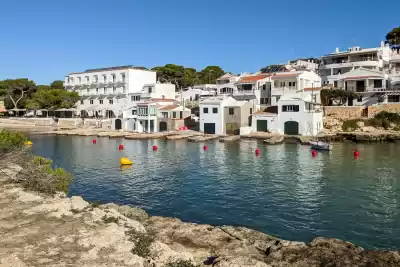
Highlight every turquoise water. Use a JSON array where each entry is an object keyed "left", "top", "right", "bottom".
[{"left": 30, "top": 135, "right": 400, "bottom": 249}]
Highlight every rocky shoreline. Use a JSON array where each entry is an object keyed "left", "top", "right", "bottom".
[{"left": 1, "top": 165, "right": 400, "bottom": 266}]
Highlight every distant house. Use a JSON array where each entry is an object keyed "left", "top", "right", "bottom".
[
  {"left": 0, "top": 101, "right": 6, "bottom": 113},
  {"left": 251, "top": 93, "right": 323, "bottom": 136}
]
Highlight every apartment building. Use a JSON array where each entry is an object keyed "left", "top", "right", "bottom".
[{"left": 64, "top": 66, "right": 157, "bottom": 118}]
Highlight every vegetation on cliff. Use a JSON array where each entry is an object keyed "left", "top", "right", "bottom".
[
  {"left": 342, "top": 111, "right": 400, "bottom": 131},
  {"left": 0, "top": 130, "right": 72, "bottom": 194}
]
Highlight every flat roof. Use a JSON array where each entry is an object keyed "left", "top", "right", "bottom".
[
  {"left": 68, "top": 65, "right": 155, "bottom": 75},
  {"left": 322, "top": 48, "right": 379, "bottom": 58}
]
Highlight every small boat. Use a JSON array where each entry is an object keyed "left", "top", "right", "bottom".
[{"left": 310, "top": 141, "right": 332, "bottom": 151}]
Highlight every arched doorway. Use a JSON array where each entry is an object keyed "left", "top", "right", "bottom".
[
  {"left": 159, "top": 121, "right": 167, "bottom": 132},
  {"left": 115, "top": 119, "right": 122, "bottom": 130},
  {"left": 284, "top": 121, "right": 299, "bottom": 135}
]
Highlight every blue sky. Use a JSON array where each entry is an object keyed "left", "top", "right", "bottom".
[{"left": 0, "top": 0, "right": 399, "bottom": 84}]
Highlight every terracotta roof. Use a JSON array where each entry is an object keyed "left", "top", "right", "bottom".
[
  {"left": 158, "top": 104, "right": 178, "bottom": 111},
  {"left": 303, "top": 87, "right": 322, "bottom": 91},
  {"left": 151, "top": 98, "right": 177, "bottom": 102},
  {"left": 238, "top": 74, "right": 270, "bottom": 83},
  {"left": 271, "top": 73, "right": 299, "bottom": 79}
]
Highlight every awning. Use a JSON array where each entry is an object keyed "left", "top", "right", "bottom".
[
  {"left": 73, "top": 85, "right": 82, "bottom": 90},
  {"left": 89, "top": 84, "right": 98, "bottom": 89},
  {"left": 81, "top": 84, "right": 90, "bottom": 89},
  {"left": 116, "top": 82, "right": 126, "bottom": 87},
  {"left": 88, "top": 95, "right": 98, "bottom": 100},
  {"left": 106, "top": 82, "right": 117, "bottom": 87},
  {"left": 65, "top": 85, "right": 74, "bottom": 90},
  {"left": 80, "top": 96, "right": 90, "bottom": 100},
  {"left": 98, "top": 83, "right": 107, "bottom": 88},
  {"left": 107, "top": 95, "right": 116, "bottom": 99},
  {"left": 97, "top": 94, "right": 107, "bottom": 100}
]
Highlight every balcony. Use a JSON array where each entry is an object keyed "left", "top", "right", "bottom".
[
  {"left": 320, "top": 60, "right": 378, "bottom": 69},
  {"left": 345, "top": 86, "right": 400, "bottom": 93},
  {"left": 271, "top": 87, "right": 297, "bottom": 96}
]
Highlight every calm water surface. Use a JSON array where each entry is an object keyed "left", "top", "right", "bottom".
[{"left": 29, "top": 135, "right": 400, "bottom": 249}]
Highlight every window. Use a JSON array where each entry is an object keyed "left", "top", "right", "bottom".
[
  {"left": 99, "top": 100, "right": 103, "bottom": 104},
  {"left": 85, "top": 76, "right": 90, "bottom": 83},
  {"left": 374, "top": 80, "right": 383, "bottom": 88},
  {"left": 180, "top": 111, "right": 183, "bottom": 119},
  {"left": 104, "top": 87, "right": 107, "bottom": 93},
  {"left": 94, "top": 76, "right": 98, "bottom": 83},
  {"left": 80, "top": 100, "right": 84, "bottom": 105},
  {"left": 103, "top": 75, "right": 107, "bottom": 82},
  {"left": 113, "top": 86, "right": 116, "bottom": 93},
  {"left": 280, "top": 81, "right": 285, "bottom": 87},
  {"left": 229, "top": 108, "right": 234, "bottom": 115},
  {"left": 172, "top": 111, "right": 176, "bottom": 118},
  {"left": 213, "top": 107, "right": 218, "bottom": 113},
  {"left": 132, "top": 110, "right": 137, "bottom": 115},
  {"left": 78, "top": 77, "right": 81, "bottom": 84},
  {"left": 87, "top": 88, "right": 89, "bottom": 93},
  {"left": 90, "top": 100, "right": 94, "bottom": 104},
  {"left": 334, "top": 81, "right": 338, "bottom": 87},
  {"left": 148, "top": 87, "right": 153, "bottom": 93},
  {"left": 109, "top": 99, "right": 113, "bottom": 104},
  {"left": 161, "top": 112, "right": 168, "bottom": 118},
  {"left": 250, "top": 108, "right": 253, "bottom": 114},
  {"left": 112, "top": 74, "right": 116, "bottom": 82},
  {"left": 203, "top": 107, "right": 209, "bottom": 114},
  {"left": 121, "top": 73, "right": 126, "bottom": 82},
  {"left": 262, "top": 84, "right": 266, "bottom": 90},
  {"left": 282, "top": 105, "right": 300, "bottom": 112},
  {"left": 131, "top": 95, "right": 140, "bottom": 101},
  {"left": 96, "top": 88, "right": 99, "bottom": 93},
  {"left": 122, "top": 86, "right": 126, "bottom": 93}
]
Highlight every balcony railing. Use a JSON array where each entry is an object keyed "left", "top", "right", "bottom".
[{"left": 345, "top": 86, "right": 400, "bottom": 93}]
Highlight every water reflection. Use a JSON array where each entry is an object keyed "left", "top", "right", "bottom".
[{"left": 29, "top": 135, "right": 400, "bottom": 249}]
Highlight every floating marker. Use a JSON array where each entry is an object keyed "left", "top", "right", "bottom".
[
  {"left": 152, "top": 145, "right": 158, "bottom": 151},
  {"left": 120, "top": 157, "right": 133, "bottom": 165},
  {"left": 25, "top": 140, "right": 33, "bottom": 145},
  {"left": 312, "top": 150, "right": 318, "bottom": 157},
  {"left": 255, "top": 148, "right": 261, "bottom": 155},
  {"left": 119, "top": 144, "right": 124, "bottom": 150},
  {"left": 203, "top": 145, "right": 208, "bottom": 150},
  {"left": 92, "top": 139, "right": 97, "bottom": 144},
  {"left": 354, "top": 150, "right": 360, "bottom": 157}
]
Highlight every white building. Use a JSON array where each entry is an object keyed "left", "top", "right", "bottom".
[
  {"left": 319, "top": 42, "right": 391, "bottom": 86},
  {"left": 199, "top": 96, "right": 239, "bottom": 135},
  {"left": 269, "top": 71, "right": 322, "bottom": 105},
  {"left": 64, "top": 66, "right": 157, "bottom": 118},
  {"left": 251, "top": 93, "right": 323, "bottom": 136}
]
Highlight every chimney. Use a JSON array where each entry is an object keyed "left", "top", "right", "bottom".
[
  {"left": 335, "top": 48, "right": 339, "bottom": 53},
  {"left": 381, "top": 41, "right": 384, "bottom": 48}
]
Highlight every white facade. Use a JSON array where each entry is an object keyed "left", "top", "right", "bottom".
[
  {"left": 319, "top": 42, "right": 391, "bottom": 86},
  {"left": 270, "top": 71, "right": 322, "bottom": 105},
  {"left": 64, "top": 66, "right": 157, "bottom": 118},
  {"left": 251, "top": 93, "right": 323, "bottom": 136},
  {"left": 199, "top": 96, "right": 239, "bottom": 135}
]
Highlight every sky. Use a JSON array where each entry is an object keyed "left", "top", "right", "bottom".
[{"left": 0, "top": 0, "right": 399, "bottom": 85}]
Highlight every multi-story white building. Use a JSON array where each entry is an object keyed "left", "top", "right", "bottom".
[
  {"left": 64, "top": 66, "right": 157, "bottom": 118},
  {"left": 319, "top": 42, "right": 391, "bottom": 86}
]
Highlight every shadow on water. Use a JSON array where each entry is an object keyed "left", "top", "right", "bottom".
[{"left": 28, "top": 135, "right": 400, "bottom": 250}]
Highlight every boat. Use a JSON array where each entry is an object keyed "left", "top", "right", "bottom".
[{"left": 310, "top": 141, "right": 332, "bottom": 151}]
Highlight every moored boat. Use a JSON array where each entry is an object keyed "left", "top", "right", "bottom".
[{"left": 310, "top": 141, "right": 332, "bottom": 151}]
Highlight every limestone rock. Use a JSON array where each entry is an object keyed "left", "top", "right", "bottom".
[
  {"left": 70, "top": 196, "right": 89, "bottom": 211},
  {"left": 264, "top": 136, "right": 284, "bottom": 145},
  {"left": 361, "top": 126, "right": 376, "bottom": 132},
  {"left": 101, "top": 203, "right": 149, "bottom": 222},
  {"left": 0, "top": 164, "right": 23, "bottom": 181},
  {"left": 356, "top": 121, "right": 365, "bottom": 128}
]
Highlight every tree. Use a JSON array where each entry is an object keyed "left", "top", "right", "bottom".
[
  {"left": 37, "top": 85, "right": 51, "bottom": 91},
  {"left": 152, "top": 64, "right": 185, "bottom": 91},
  {"left": 0, "top": 79, "right": 37, "bottom": 109},
  {"left": 50, "top": 80, "right": 64, "bottom": 89},
  {"left": 320, "top": 88, "right": 360, "bottom": 106},
  {"left": 386, "top": 27, "right": 400, "bottom": 46},
  {"left": 26, "top": 89, "right": 80, "bottom": 110},
  {"left": 198, "top": 66, "right": 224, "bottom": 84},
  {"left": 182, "top": 68, "right": 199, "bottom": 88}
]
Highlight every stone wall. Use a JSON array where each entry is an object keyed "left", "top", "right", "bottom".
[
  {"left": 367, "top": 104, "right": 400, "bottom": 117},
  {"left": 323, "top": 106, "right": 364, "bottom": 119}
]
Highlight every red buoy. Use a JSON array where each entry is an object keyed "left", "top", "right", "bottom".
[
  {"left": 92, "top": 139, "right": 97, "bottom": 144},
  {"left": 203, "top": 145, "right": 208, "bottom": 150},
  {"left": 119, "top": 144, "right": 124, "bottom": 150},
  {"left": 354, "top": 150, "right": 360, "bottom": 157},
  {"left": 311, "top": 150, "right": 318, "bottom": 157},
  {"left": 152, "top": 145, "right": 158, "bottom": 151},
  {"left": 255, "top": 148, "right": 261, "bottom": 155}
]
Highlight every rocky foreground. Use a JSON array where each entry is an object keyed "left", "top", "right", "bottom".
[{"left": 1, "top": 169, "right": 400, "bottom": 267}]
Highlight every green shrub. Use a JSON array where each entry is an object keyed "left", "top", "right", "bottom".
[
  {"left": 374, "top": 111, "right": 400, "bottom": 123},
  {"left": 102, "top": 215, "right": 119, "bottom": 224},
  {"left": 164, "top": 259, "right": 199, "bottom": 267},
  {"left": 341, "top": 119, "right": 360, "bottom": 131},
  {"left": 91, "top": 200, "right": 102, "bottom": 208},
  {"left": 127, "top": 229, "right": 156, "bottom": 258},
  {"left": 0, "top": 130, "right": 27, "bottom": 151},
  {"left": 382, "top": 119, "right": 390, "bottom": 129}
]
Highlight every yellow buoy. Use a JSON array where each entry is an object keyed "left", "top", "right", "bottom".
[
  {"left": 25, "top": 141, "right": 33, "bottom": 145},
  {"left": 120, "top": 157, "right": 133, "bottom": 165}
]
